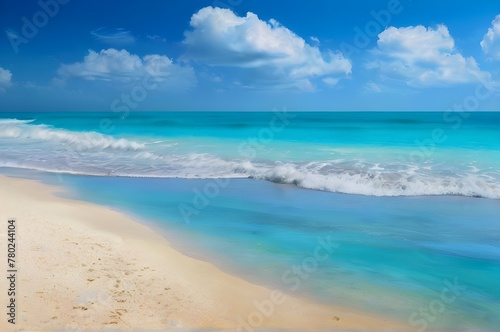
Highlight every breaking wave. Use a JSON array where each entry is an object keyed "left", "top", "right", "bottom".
[
  {"left": 1, "top": 119, "right": 499, "bottom": 199},
  {"left": 0, "top": 119, "right": 143, "bottom": 151}
]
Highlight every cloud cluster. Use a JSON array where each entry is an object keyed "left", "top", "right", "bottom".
[
  {"left": 0, "top": 67, "right": 13, "bottom": 92},
  {"left": 481, "top": 15, "right": 500, "bottom": 60},
  {"left": 369, "top": 25, "right": 489, "bottom": 87},
  {"left": 4, "top": 7, "right": 499, "bottom": 100},
  {"left": 58, "top": 48, "right": 195, "bottom": 88},
  {"left": 182, "top": 6, "right": 351, "bottom": 90}
]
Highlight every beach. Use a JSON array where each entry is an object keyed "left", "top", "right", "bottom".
[
  {"left": 1, "top": 0, "right": 499, "bottom": 328},
  {"left": 0, "top": 112, "right": 499, "bottom": 331},
  {"left": 0, "top": 174, "right": 403, "bottom": 331}
]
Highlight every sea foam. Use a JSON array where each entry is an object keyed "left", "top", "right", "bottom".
[{"left": 1, "top": 118, "right": 499, "bottom": 199}]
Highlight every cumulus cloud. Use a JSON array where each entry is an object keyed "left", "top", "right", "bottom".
[
  {"left": 369, "top": 25, "right": 490, "bottom": 87},
  {"left": 481, "top": 15, "right": 500, "bottom": 60},
  {"left": 0, "top": 67, "right": 13, "bottom": 92},
  {"left": 182, "top": 6, "right": 351, "bottom": 90},
  {"left": 57, "top": 48, "right": 196, "bottom": 88}
]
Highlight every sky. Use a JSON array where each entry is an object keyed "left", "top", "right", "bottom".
[{"left": 0, "top": 0, "right": 500, "bottom": 111}]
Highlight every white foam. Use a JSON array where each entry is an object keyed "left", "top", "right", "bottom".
[
  {"left": 1, "top": 119, "right": 500, "bottom": 199},
  {"left": 0, "top": 119, "right": 144, "bottom": 151},
  {"left": 0, "top": 119, "right": 34, "bottom": 124},
  {"left": 251, "top": 163, "right": 500, "bottom": 199}
]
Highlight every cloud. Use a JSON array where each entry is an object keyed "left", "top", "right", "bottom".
[
  {"left": 481, "top": 15, "right": 500, "bottom": 60},
  {"left": 362, "top": 81, "right": 402, "bottom": 94},
  {"left": 322, "top": 77, "right": 339, "bottom": 86},
  {"left": 0, "top": 67, "right": 13, "bottom": 92},
  {"left": 182, "top": 6, "right": 351, "bottom": 91},
  {"left": 363, "top": 82, "right": 384, "bottom": 93},
  {"left": 91, "top": 28, "right": 136, "bottom": 45},
  {"left": 57, "top": 48, "right": 196, "bottom": 88},
  {"left": 369, "top": 25, "right": 490, "bottom": 87},
  {"left": 310, "top": 36, "right": 320, "bottom": 45},
  {"left": 146, "top": 34, "right": 166, "bottom": 42}
]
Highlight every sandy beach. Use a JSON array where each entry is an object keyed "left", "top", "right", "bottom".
[{"left": 0, "top": 174, "right": 404, "bottom": 331}]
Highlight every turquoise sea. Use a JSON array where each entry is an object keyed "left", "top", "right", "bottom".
[{"left": 1, "top": 111, "right": 499, "bottom": 330}]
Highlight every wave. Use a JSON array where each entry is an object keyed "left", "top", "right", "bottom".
[
  {"left": 1, "top": 119, "right": 499, "bottom": 199},
  {"left": 255, "top": 163, "right": 500, "bottom": 198},
  {"left": 0, "top": 119, "right": 144, "bottom": 151}
]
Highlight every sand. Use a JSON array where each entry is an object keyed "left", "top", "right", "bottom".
[{"left": 0, "top": 175, "right": 406, "bottom": 331}]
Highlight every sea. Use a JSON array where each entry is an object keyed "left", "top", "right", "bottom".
[{"left": 0, "top": 111, "right": 499, "bottom": 330}]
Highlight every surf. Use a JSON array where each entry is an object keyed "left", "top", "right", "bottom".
[{"left": 1, "top": 116, "right": 499, "bottom": 199}]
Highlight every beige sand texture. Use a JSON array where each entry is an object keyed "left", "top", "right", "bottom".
[{"left": 0, "top": 175, "right": 407, "bottom": 331}]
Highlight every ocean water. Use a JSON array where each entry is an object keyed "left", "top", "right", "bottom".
[
  {"left": 1, "top": 111, "right": 499, "bottom": 198},
  {"left": 1, "top": 111, "right": 499, "bottom": 329}
]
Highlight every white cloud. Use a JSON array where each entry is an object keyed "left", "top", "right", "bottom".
[
  {"left": 147, "top": 34, "right": 166, "bottom": 42},
  {"left": 362, "top": 82, "right": 403, "bottom": 94},
  {"left": 182, "top": 6, "right": 351, "bottom": 91},
  {"left": 0, "top": 67, "right": 13, "bottom": 92},
  {"left": 322, "top": 77, "right": 339, "bottom": 86},
  {"left": 481, "top": 15, "right": 500, "bottom": 60},
  {"left": 369, "top": 25, "right": 490, "bottom": 87},
  {"left": 364, "top": 82, "right": 384, "bottom": 93},
  {"left": 310, "top": 36, "right": 320, "bottom": 45},
  {"left": 58, "top": 48, "right": 196, "bottom": 88},
  {"left": 91, "top": 28, "right": 136, "bottom": 45}
]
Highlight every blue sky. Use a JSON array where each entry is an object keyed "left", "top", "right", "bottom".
[{"left": 0, "top": 0, "right": 499, "bottom": 111}]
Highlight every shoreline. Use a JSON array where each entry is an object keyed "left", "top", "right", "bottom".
[{"left": 0, "top": 174, "right": 405, "bottom": 330}]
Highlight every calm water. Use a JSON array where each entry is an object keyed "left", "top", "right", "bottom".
[{"left": 1, "top": 111, "right": 499, "bottom": 329}]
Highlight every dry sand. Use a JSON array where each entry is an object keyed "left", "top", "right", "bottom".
[{"left": 0, "top": 175, "right": 407, "bottom": 331}]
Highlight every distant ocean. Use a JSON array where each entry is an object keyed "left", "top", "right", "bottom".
[{"left": 1, "top": 111, "right": 499, "bottom": 329}]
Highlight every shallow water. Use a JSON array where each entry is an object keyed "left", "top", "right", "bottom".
[{"left": 4, "top": 168, "right": 498, "bottom": 330}]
